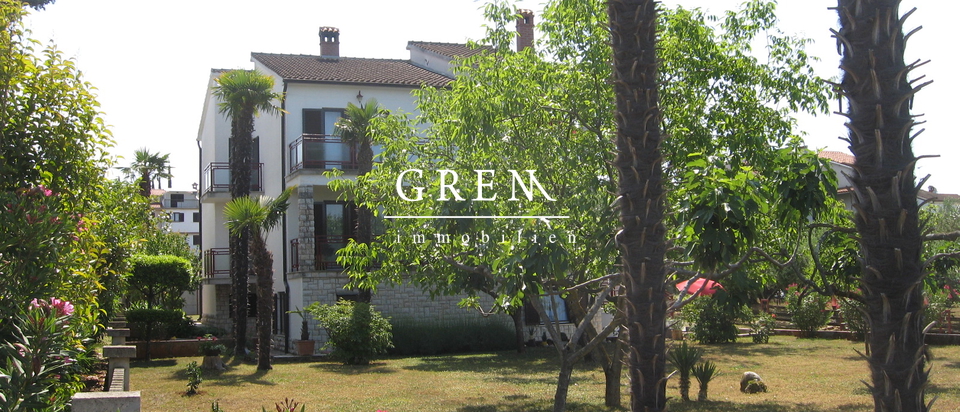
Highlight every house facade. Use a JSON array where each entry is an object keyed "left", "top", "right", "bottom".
[
  {"left": 818, "top": 150, "right": 959, "bottom": 209},
  {"left": 196, "top": 22, "right": 537, "bottom": 351}
]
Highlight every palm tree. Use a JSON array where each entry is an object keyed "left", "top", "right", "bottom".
[
  {"left": 224, "top": 186, "right": 296, "bottom": 370},
  {"left": 335, "top": 99, "right": 384, "bottom": 302},
  {"left": 834, "top": 2, "right": 931, "bottom": 411},
  {"left": 119, "top": 148, "right": 171, "bottom": 197},
  {"left": 607, "top": 1, "right": 669, "bottom": 411},
  {"left": 212, "top": 69, "right": 285, "bottom": 354}
]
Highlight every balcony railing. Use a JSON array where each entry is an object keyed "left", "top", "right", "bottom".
[
  {"left": 203, "top": 248, "right": 230, "bottom": 278},
  {"left": 160, "top": 199, "right": 200, "bottom": 209},
  {"left": 289, "top": 134, "right": 358, "bottom": 173},
  {"left": 316, "top": 235, "right": 351, "bottom": 270},
  {"left": 203, "top": 162, "right": 263, "bottom": 194}
]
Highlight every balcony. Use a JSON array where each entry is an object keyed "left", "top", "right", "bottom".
[
  {"left": 160, "top": 199, "right": 200, "bottom": 209},
  {"left": 289, "top": 235, "right": 354, "bottom": 272},
  {"left": 203, "top": 162, "right": 263, "bottom": 195},
  {"left": 203, "top": 248, "right": 230, "bottom": 279},
  {"left": 289, "top": 134, "right": 358, "bottom": 173}
]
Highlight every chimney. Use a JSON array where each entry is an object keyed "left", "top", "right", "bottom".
[
  {"left": 516, "top": 9, "right": 534, "bottom": 52},
  {"left": 319, "top": 27, "right": 340, "bottom": 58}
]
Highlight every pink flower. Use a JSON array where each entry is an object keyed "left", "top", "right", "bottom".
[
  {"left": 49, "top": 298, "right": 74, "bottom": 316},
  {"left": 30, "top": 298, "right": 42, "bottom": 310},
  {"left": 39, "top": 186, "right": 52, "bottom": 196}
]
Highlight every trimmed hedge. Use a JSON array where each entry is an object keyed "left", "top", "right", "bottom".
[{"left": 389, "top": 317, "right": 514, "bottom": 356}]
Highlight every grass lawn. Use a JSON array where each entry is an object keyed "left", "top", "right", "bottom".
[{"left": 131, "top": 335, "right": 960, "bottom": 411}]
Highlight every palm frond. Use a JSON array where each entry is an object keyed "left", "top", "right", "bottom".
[{"left": 212, "top": 70, "right": 287, "bottom": 120}]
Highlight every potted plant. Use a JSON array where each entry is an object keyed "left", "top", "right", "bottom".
[
  {"left": 289, "top": 307, "right": 315, "bottom": 356},
  {"left": 198, "top": 334, "right": 226, "bottom": 356}
]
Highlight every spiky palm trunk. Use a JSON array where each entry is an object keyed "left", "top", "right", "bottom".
[
  {"left": 230, "top": 113, "right": 253, "bottom": 354},
  {"left": 356, "top": 138, "right": 374, "bottom": 303},
  {"left": 836, "top": 1, "right": 930, "bottom": 411},
  {"left": 608, "top": 0, "right": 668, "bottom": 411},
  {"left": 252, "top": 234, "right": 274, "bottom": 370}
]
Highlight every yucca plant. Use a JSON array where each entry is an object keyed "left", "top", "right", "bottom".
[
  {"left": 667, "top": 341, "right": 703, "bottom": 401},
  {"left": 692, "top": 361, "right": 719, "bottom": 401}
]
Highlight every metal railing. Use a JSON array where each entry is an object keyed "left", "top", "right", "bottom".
[
  {"left": 160, "top": 199, "right": 200, "bottom": 209},
  {"left": 203, "top": 248, "right": 230, "bottom": 278},
  {"left": 289, "top": 134, "right": 358, "bottom": 173},
  {"left": 202, "top": 162, "right": 263, "bottom": 194}
]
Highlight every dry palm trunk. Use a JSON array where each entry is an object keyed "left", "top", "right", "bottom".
[
  {"left": 230, "top": 113, "right": 254, "bottom": 354},
  {"left": 253, "top": 234, "right": 274, "bottom": 370},
  {"left": 835, "top": 1, "right": 932, "bottom": 410},
  {"left": 607, "top": 0, "right": 668, "bottom": 410}
]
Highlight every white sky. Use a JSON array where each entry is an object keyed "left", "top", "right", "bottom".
[{"left": 22, "top": 0, "right": 959, "bottom": 194}]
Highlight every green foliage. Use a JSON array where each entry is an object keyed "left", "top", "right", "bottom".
[
  {"left": 667, "top": 342, "right": 703, "bottom": 402},
  {"left": 211, "top": 400, "right": 225, "bottom": 412},
  {"left": 212, "top": 70, "right": 285, "bottom": 120},
  {"left": 744, "top": 380, "right": 768, "bottom": 394},
  {"left": 923, "top": 287, "right": 953, "bottom": 330},
  {"left": 118, "top": 148, "right": 172, "bottom": 196},
  {"left": 390, "top": 317, "right": 515, "bottom": 356},
  {"left": 306, "top": 300, "right": 393, "bottom": 365},
  {"left": 0, "top": 299, "right": 84, "bottom": 411},
  {"left": 838, "top": 298, "right": 867, "bottom": 340},
  {"left": 125, "top": 308, "right": 187, "bottom": 340},
  {"left": 127, "top": 254, "right": 193, "bottom": 309},
  {"left": 681, "top": 297, "right": 742, "bottom": 344},
  {"left": 692, "top": 360, "right": 719, "bottom": 401},
  {"left": 785, "top": 284, "right": 832, "bottom": 337},
  {"left": 198, "top": 335, "right": 226, "bottom": 355},
  {"left": 185, "top": 361, "right": 202, "bottom": 395},
  {"left": 748, "top": 312, "right": 776, "bottom": 344},
  {"left": 266, "top": 398, "right": 305, "bottom": 412}
]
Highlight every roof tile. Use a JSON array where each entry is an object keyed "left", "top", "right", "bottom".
[
  {"left": 252, "top": 53, "right": 453, "bottom": 87},
  {"left": 406, "top": 41, "right": 494, "bottom": 59}
]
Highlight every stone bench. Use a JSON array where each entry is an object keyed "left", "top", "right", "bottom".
[{"left": 71, "top": 391, "right": 140, "bottom": 412}]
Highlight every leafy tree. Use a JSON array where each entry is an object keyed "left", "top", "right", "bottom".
[
  {"left": 224, "top": 187, "right": 295, "bottom": 370},
  {"left": 212, "top": 69, "right": 284, "bottom": 353},
  {"left": 306, "top": 300, "right": 393, "bottom": 365},
  {"left": 334, "top": 99, "right": 384, "bottom": 303},
  {"left": 118, "top": 148, "right": 172, "bottom": 197},
  {"left": 335, "top": 1, "right": 834, "bottom": 410},
  {"left": 127, "top": 254, "right": 193, "bottom": 310}
]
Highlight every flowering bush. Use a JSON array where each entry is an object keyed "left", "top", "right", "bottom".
[
  {"left": 748, "top": 312, "right": 776, "bottom": 344},
  {"left": 198, "top": 334, "right": 227, "bottom": 355},
  {"left": 785, "top": 284, "right": 832, "bottom": 337},
  {"left": 0, "top": 298, "right": 83, "bottom": 411}
]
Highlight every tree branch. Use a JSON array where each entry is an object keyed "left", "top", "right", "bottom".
[{"left": 925, "top": 231, "right": 960, "bottom": 242}]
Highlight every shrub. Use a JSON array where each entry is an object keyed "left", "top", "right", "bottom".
[
  {"left": 785, "top": 285, "right": 832, "bottom": 337},
  {"left": 0, "top": 298, "right": 83, "bottom": 411},
  {"left": 306, "top": 300, "right": 393, "bottom": 365},
  {"left": 390, "top": 317, "right": 514, "bottom": 356},
  {"left": 682, "top": 298, "right": 741, "bottom": 344},
  {"left": 185, "top": 361, "right": 202, "bottom": 395},
  {"left": 923, "top": 287, "right": 953, "bottom": 331},
  {"left": 748, "top": 312, "right": 776, "bottom": 344},
  {"left": 838, "top": 298, "right": 867, "bottom": 340},
  {"left": 127, "top": 254, "right": 194, "bottom": 310},
  {"left": 126, "top": 308, "right": 186, "bottom": 340}
]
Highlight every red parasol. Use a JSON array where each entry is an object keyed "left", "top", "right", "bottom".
[{"left": 675, "top": 279, "right": 724, "bottom": 296}]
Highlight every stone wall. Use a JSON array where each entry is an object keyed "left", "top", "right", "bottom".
[{"left": 292, "top": 270, "right": 510, "bottom": 349}]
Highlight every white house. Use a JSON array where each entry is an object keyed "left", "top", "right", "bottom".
[
  {"left": 151, "top": 189, "right": 202, "bottom": 314},
  {"left": 818, "top": 150, "right": 959, "bottom": 209},
  {"left": 197, "top": 18, "right": 537, "bottom": 352}
]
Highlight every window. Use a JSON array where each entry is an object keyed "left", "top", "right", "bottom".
[
  {"left": 303, "top": 108, "right": 343, "bottom": 136},
  {"left": 315, "top": 201, "right": 356, "bottom": 269},
  {"left": 540, "top": 295, "right": 570, "bottom": 323},
  {"left": 193, "top": 212, "right": 201, "bottom": 222},
  {"left": 192, "top": 235, "right": 201, "bottom": 246},
  {"left": 170, "top": 193, "right": 184, "bottom": 207},
  {"left": 171, "top": 212, "right": 184, "bottom": 222}
]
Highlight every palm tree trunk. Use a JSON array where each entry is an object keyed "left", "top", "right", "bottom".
[
  {"left": 230, "top": 113, "right": 254, "bottom": 354},
  {"left": 607, "top": 1, "right": 668, "bottom": 411},
  {"left": 252, "top": 235, "right": 274, "bottom": 370},
  {"left": 355, "top": 139, "right": 374, "bottom": 303},
  {"left": 836, "top": 2, "right": 929, "bottom": 411}
]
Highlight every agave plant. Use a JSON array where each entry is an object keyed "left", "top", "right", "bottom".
[
  {"left": 667, "top": 341, "right": 703, "bottom": 401},
  {"left": 692, "top": 361, "right": 719, "bottom": 401}
]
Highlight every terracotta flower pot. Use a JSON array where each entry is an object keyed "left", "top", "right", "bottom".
[{"left": 295, "top": 340, "right": 315, "bottom": 356}]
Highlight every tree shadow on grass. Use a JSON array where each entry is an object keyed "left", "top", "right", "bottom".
[
  {"left": 663, "top": 400, "right": 870, "bottom": 412},
  {"left": 457, "top": 398, "right": 626, "bottom": 412},
  {"left": 308, "top": 361, "right": 398, "bottom": 375},
  {"left": 403, "top": 349, "right": 556, "bottom": 375},
  {"left": 203, "top": 368, "right": 275, "bottom": 387}
]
